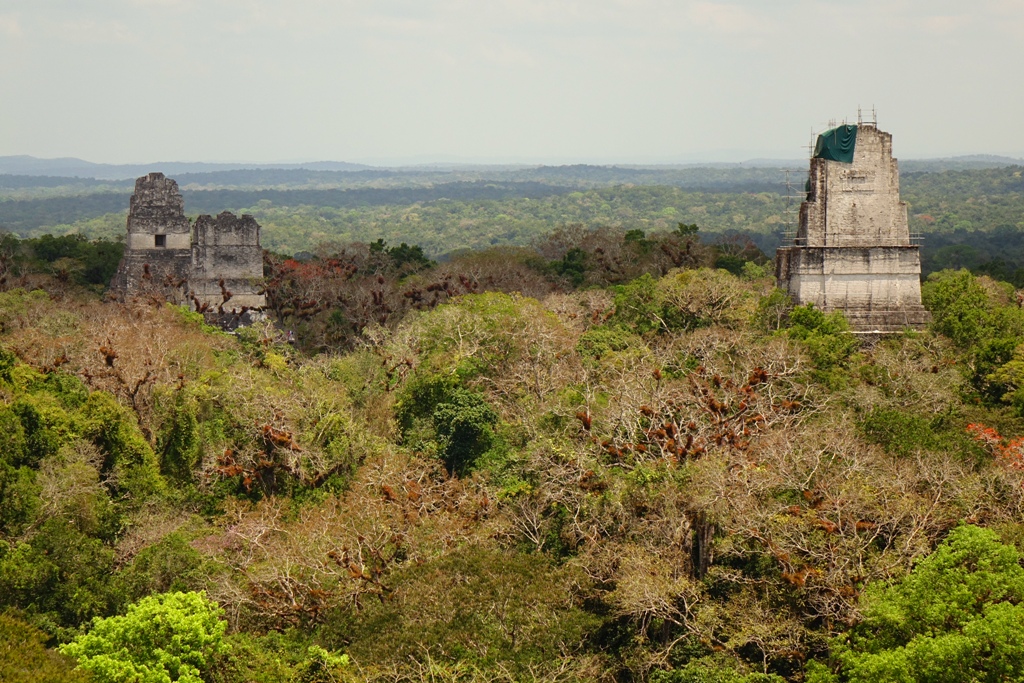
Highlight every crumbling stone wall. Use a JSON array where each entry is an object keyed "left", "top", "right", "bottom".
[
  {"left": 190, "top": 212, "right": 266, "bottom": 312},
  {"left": 111, "top": 174, "right": 265, "bottom": 317},
  {"left": 776, "top": 124, "right": 930, "bottom": 332},
  {"left": 111, "top": 173, "right": 192, "bottom": 299}
]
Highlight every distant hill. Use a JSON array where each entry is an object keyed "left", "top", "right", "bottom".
[
  {"left": 901, "top": 155, "right": 1024, "bottom": 172},
  {"left": 6, "top": 154, "right": 1024, "bottom": 183},
  {"left": 0, "top": 155, "right": 374, "bottom": 180},
  {"left": 167, "top": 165, "right": 811, "bottom": 193},
  {"left": 0, "top": 174, "right": 133, "bottom": 191}
]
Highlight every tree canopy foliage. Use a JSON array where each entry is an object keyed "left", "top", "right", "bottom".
[
  {"left": 814, "top": 526, "right": 1024, "bottom": 682},
  {"left": 59, "top": 591, "right": 228, "bottom": 683},
  {"left": 6, "top": 165, "right": 1024, "bottom": 681},
  {"left": 6, "top": 166, "right": 1024, "bottom": 287}
]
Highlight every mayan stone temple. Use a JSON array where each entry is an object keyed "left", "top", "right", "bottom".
[
  {"left": 775, "top": 121, "right": 931, "bottom": 332},
  {"left": 111, "top": 173, "right": 266, "bottom": 320}
]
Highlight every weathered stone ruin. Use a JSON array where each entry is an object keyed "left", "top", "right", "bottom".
[
  {"left": 190, "top": 212, "right": 266, "bottom": 312},
  {"left": 775, "top": 123, "right": 931, "bottom": 332},
  {"left": 111, "top": 173, "right": 266, "bottom": 319},
  {"left": 111, "top": 172, "right": 192, "bottom": 294}
]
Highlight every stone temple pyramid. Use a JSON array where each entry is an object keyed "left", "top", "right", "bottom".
[{"left": 775, "top": 121, "right": 931, "bottom": 332}]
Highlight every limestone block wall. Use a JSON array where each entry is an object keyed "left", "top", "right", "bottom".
[
  {"left": 189, "top": 212, "right": 266, "bottom": 311},
  {"left": 111, "top": 173, "right": 192, "bottom": 297},
  {"left": 112, "top": 174, "right": 266, "bottom": 316},
  {"left": 777, "top": 247, "right": 924, "bottom": 309},
  {"left": 796, "top": 125, "right": 910, "bottom": 248},
  {"left": 777, "top": 123, "right": 930, "bottom": 331}
]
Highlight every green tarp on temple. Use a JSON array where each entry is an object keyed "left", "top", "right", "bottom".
[{"left": 813, "top": 124, "right": 857, "bottom": 163}]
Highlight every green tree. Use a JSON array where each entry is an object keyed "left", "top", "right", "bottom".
[
  {"left": 431, "top": 387, "right": 501, "bottom": 476},
  {"left": 785, "top": 303, "right": 858, "bottom": 386},
  {"left": 294, "top": 645, "right": 350, "bottom": 683},
  {"left": 0, "top": 612, "right": 90, "bottom": 683},
  {"left": 920, "top": 269, "right": 1024, "bottom": 404},
  {"left": 921, "top": 269, "right": 1002, "bottom": 347},
  {"left": 59, "top": 591, "right": 228, "bottom": 683},
  {"left": 330, "top": 545, "right": 597, "bottom": 676},
  {"left": 817, "top": 526, "right": 1024, "bottom": 682},
  {"left": 653, "top": 658, "right": 784, "bottom": 683},
  {"left": 543, "top": 245, "right": 589, "bottom": 286}
]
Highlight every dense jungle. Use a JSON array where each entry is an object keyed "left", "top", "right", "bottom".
[
  {"left": 3, "top": 163, "right": 1024, "bottom": 282},
  {"left": 4, "top": 163, "right": 1024, "bottom": 682}
]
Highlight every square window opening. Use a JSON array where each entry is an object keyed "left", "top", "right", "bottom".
[{"left": 155, "top": 234, "right": 167, "bottom": 248}]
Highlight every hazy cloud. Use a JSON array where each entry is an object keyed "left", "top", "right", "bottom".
[
  {"left": 688, "top": 2, "right": 775, "bottom": 37},
  {"left": 1, "top": 0, "right": 1022, "bottom": 162},
  {"left": 56, "top": 19, "right": 138, "bottom": 44},
  {"left": 0, "top": 14, "right": 21, "bottom": 37},
  {"left": 920, "top": 14, "right": 970, "bottom": 35}
]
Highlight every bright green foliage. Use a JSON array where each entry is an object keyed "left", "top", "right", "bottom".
[
  {"left": 0, "top": 611, "right": 91, "bottom": 683},
  {"left": 827, "top": 526, "right": 1024, "bottom": 682},
  {"left": 14, "top": 206, "right": 1024, "bottom": 683},
  {"left": 921, "top": 270, "right": 1024, "bottom": 407},
  {"left": 922, "top": 269, "right": 1006, "bottom": 348},
  {"left": 786, "top": 304, "right": 858, "bottom": 383},
  {"left": 576, "top": 324, "right": 645, "bottom": 361},
  {"left": 653, "top": 658, "right": 785, "bottom": 683},
  {"left": 293, "top": 646, "right": 350, "bottom": 683},
  {"left": 59, "top": 591, "right": 228, "bottom": 683}
]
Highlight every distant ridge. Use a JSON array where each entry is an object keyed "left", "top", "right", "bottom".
[
  {"left": 944, "top": 154, "right": 1024, "bottom": 163},
  {"left": 899, "top": 155, "right": 1024, "bottom": 173},
  {"left": 0, "top": 155, "right": 374, "bottom": 180},
  {"left": 3, "top": 154, "right": 1023, "bottom": 183}
]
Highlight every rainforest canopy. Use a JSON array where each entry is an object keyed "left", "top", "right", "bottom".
[{"left": 813, "top": 124, "right": 857, "bottom": 163}]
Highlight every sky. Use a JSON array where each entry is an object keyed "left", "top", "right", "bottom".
[{"left": 1, "top": 0, "right": 1022, "bottom": 165}]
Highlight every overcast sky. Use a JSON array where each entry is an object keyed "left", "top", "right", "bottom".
[{"left": 1, "top": 0, "right": 1022, "bottom": 164}]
